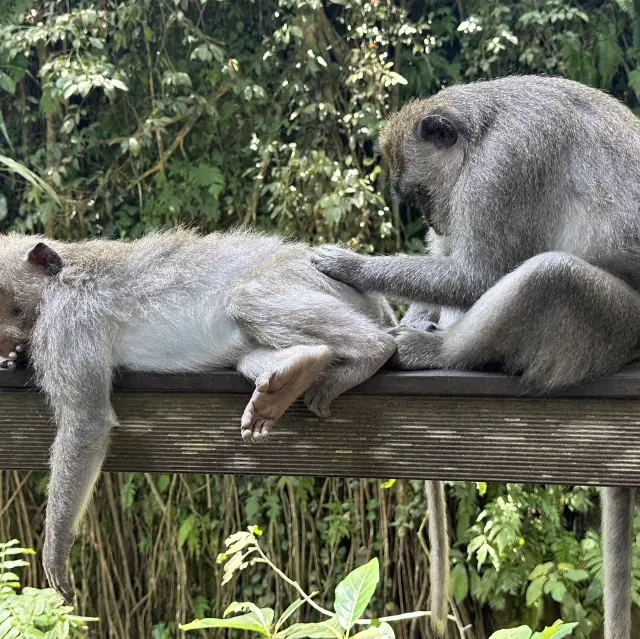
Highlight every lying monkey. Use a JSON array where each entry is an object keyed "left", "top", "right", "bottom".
[
  {"left": 0, "top": 228, "right": 397, "bottom": 602},
  {"left": 313, "top": 75, "right": 640, "bottom": 639}
]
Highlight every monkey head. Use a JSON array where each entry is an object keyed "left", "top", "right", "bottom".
[
  {"left": 0, "top": 236, "right": 63, "bottom": 361},
  {"left": 379, "top": 98, "right": 469, "bottom": 234}
]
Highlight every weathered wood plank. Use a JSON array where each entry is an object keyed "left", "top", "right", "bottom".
[{"left": 1, "top": 364, "right": 639, "bottom": 486}]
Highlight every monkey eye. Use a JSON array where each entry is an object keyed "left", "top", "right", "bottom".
[{"left": 10, "top": 305, "right": 21, "bottom": 317}]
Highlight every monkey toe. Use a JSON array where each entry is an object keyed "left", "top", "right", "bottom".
[{"left": 240, "top": 346, "right": 330, "bottom": 440}]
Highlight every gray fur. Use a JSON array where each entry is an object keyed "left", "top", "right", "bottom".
[
  {"left": 312, "top": 75, "right": 639, "bottom": 639},
  {"left": 0, "top": 228, "right": 396, "bottom": 602}
]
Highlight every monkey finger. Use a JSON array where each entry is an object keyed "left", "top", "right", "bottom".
[
  {"left": 45, "top": 565, "right": 75, "bottom": 604},
  {"left": 8, "top": 351, "right": 18, "bottom": 361},
  {"left": 14, "top": 344, "right": 24, "bottom": 353}
]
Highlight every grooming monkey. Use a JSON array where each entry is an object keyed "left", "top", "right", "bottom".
[
  {"left": 313, "top": 75, "right": 640, "bottom": 639},
  {"left": 0, "top": 228, "right": 397, "bottom": 603}
]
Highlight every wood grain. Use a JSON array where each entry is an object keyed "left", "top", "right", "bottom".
[{"left": 2, "top": 364, "right": 640, "bottom": 486}]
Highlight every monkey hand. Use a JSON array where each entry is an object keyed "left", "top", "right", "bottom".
[
  {"left": 43, "top": 538, "right": 75, "bottom": 604},
  {"left": 0, "top": 343, "right": 26, "bottom": 370},
  {"left": 311, "top": 245, "right": 368, "bottom": 289}
]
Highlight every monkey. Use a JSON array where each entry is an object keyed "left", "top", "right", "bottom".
[
  {"left": 0, "top": 228, "right": 398, "bottom": 604},
  {"left": 311, "top": 75, "right": 640, "bottom": 639}
]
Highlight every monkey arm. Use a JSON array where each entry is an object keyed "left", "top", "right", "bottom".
[
  {"left": 312, "top": 246, "right": 492, "bottom": 307},
  {"left": 30, "top": 295, "right": 117, "bottom": 603}
]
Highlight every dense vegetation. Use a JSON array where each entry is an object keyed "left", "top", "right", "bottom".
[{"left": 1, "top": 0, "right": 640, "bottom": 637}]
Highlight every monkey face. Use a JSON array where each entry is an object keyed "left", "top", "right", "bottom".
[
  {"left": 379, "top": 103, "right": 467, "bottom": 233},
  {"left": 0, "top": 289, "right": 31, "bottom": 358},
  {"left": 0, "top": 239, "right": 64, "bottom": 362}
]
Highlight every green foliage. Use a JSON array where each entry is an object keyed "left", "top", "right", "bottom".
[
  {"left": 0, "top": 539, "right": 98, "bottom": 638},
  {"left": 182, "top": 528, "right": 578, "bottom": 639},
  {"left": 182, "top": 527, "right": 393, "bottom": 638},
  {"left": 489, "top": 621, "right": 578, "bottom": 639},
  {"left": 1, "top": 0, "right": 640, "bottom": 636}
]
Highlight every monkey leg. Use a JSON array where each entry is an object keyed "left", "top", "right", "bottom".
[
  {"left": 229, "top": 286, "right": 396, "bottom": 420},
  {"left": 237, "top": 346, "right": 331, "bottom": 442},
  {"left": 393, "top": 252, "right": 640, "bottom": 390},
  {"left": 302, "top": 328, "right": 397, "bottom": 418}
]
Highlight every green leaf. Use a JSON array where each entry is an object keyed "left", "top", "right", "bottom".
[
  {"left": 380, "top": 480, "right": 396, "bottom": 489},
  {"left": 334, "top": 558, "right": 379, "bottom": 631},
  {"left": 0, "top": 155, "right": 60, "bottom": 205},
  {"left": 550, "top": 581, "right": 566, "bottom": 603},
  {"left": 224, "top": 601, "right": 274, "bottom": 629},
  {"left": 180, "top": 609, "right": 273, "bottom": 634},
  {"left": 531, "top": 621, "right": 578, "bottom": 639},
  {"left": 527, "top": 563, "right": 553, "bottom": 580},
  {"left": 275, "top": 598, "right": 306, "bottom": 633},
  {"left": 0, "top": 111, "right": 12, "bottom": 150},
  {"left": 178, "top": 515, "right": 197, "bottom": 548},
  {"left": 352, "top": 622, "right": 395, "bottom": 638},
  {"left": 110, "top": 79, "right": 129, "bottom": 92},
  {"left": 0, "top": 72, "right": 16, "bottom": 95},
  {"left": 526, "top": 577, "right": 546, "bottom": 607},
  {"left": 449, "top": 563, "right": 469, "bottom": 604},
  {"left": 488, "top": 627, "right": 533, "bottom": 639},
  {"left": 275, "top": 617, "right": 343, "bottom": 639},
  {"left": 563, "top": 569, "right": 589, "bottom": 583}
]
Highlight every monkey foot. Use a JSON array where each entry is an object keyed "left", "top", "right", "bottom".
[
  {"left": 0, "top": 343, "right": 26, "bottom": 370},
  {"left": 388, "top": 325, "right": 444, "bottom": 370},
  {"left": 240, "top": 346, "right": 331, "bottom": 442}
]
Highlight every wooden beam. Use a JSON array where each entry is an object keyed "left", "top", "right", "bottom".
[{"left": 2, "top": 365, "right": 640, "bottom": 486}]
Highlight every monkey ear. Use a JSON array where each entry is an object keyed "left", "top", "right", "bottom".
[
  {"left": 419, "top": 115, "right": 458, "bottom": 148},
  {"left": 25, "top": 242, "right": 63, "bottom": 276}
]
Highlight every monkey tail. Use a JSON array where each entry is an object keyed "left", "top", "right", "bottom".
[
  {"left": 426, "top": 480, "right": 449, "bottom": 636},
  {"left": 602, "top": 487, "right": 633, "bottom": 639}
]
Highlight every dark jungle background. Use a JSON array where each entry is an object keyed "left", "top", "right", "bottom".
[{"left": 1, "top": 0, "right": 639, "bottom": 636}]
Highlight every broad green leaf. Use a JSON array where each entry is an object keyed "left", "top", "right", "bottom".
[
  {"left": 526, "top": 577, "right": 545, "bottom": 607},
  {"left": 563, "top": 569, "right": 589, "bottom": 583},
  {"left": 178, "top": 515, "right": 197, "bottom": 548},
  {"left": 628, "top": 69, "right": 640, "bottom": 100},
  {"left": 449, "top": 563, "right": 469, "bottom": 604},
  {"left": 387, "top": 71, "right": 407, "bottom": 85},
  {"left": 110, "top": 79, "right": 129, "bottom": 92},
  {"left": 531, "top": 621, "right": 578, "bottom": 639},
  {"left": 334, "top": 558, "right": 379, "bottom": 631},
  {"left": 224, "top": 601, "right": 274, "bottom": 629},
  {"left": 380, "top": 479, "right": 396, "bottom": 489},
  {"left": 488, "top": 627, "right": 533, "bottom": 639},
  {"left": 0, "top": 72, "right": 15, "bottom": 95},
  {"left": 527, "top": 563, "right": 554, "bottom": 580},
  {"left": 275, "top": 617, "right": 343, "bottom": 639},
  {"left": 180, "top": 610, "right": 273, "bottom": 634},
  {"left": 550, "top": 581, "right": 566, "bottom": 603},
  {"left": 352, "top": 622, "right": 395, "bottom": 638}
]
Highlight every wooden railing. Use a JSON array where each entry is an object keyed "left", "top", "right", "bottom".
[{"left": 2, "top": 365, "right": 639, "bottom": 486}]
